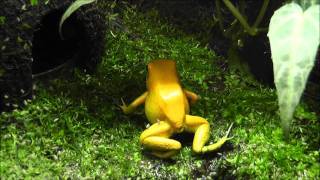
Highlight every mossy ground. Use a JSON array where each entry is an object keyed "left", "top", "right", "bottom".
[{"left": 0, "top": 3, "right": 319, "bottom": 179}]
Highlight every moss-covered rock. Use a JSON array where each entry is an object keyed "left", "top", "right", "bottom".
[{"left": 0, "top": 0, "right": 106, "bottom": 111}]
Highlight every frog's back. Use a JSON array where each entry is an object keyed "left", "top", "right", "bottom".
[
  {"left": 145, "top": 60, "right": 187, "bottom": 129},
  {"left": 145, "top": 84, "right": 186, "bottom": 126}
]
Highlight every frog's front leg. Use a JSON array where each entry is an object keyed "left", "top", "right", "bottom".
[
  {"left": 140, "top": 121, "right": 181, "bottom": 158},
  {"left": 120, "top": 92, "right": 148, "bottom": 114},
  {"left": 184, "top": 115, "right": 233, "bottom": 154}
]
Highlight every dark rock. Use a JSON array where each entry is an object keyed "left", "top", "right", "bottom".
[{"left": 0, "top": 0, "right": 106, "bottom": 111}]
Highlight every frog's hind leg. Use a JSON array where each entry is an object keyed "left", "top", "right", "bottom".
[
  {"left": 184, "top": 89, "right": 199, "bottom": 105},
  {"left": 185, "top": 115, "right": 232, "bottom": 154},
  {"left": 140, "top": 121, "right": 181, "bottom": 158}
]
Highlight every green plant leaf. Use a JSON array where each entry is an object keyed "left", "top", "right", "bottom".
[
  {"left": 30, "top": 0, "right": 38, "bottom": 6},
  {"left": 59, "top": 0, "right": 96, "bottom": 39},
  {"left": 267, "top": 2, "right": 320, "bottom": 137}
]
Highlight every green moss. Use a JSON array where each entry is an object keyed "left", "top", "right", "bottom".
[
  {"left": 30, "top": 0, "right": 38, "bottom": 6},
  {"left": 0, "top": 2, "right": 318, "bottom": 179},
  {"left": 0, "top": 16, "right": 5, "bottom": 26}
]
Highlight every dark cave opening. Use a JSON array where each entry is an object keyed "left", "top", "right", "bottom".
[{"left": 32, "top": 8, "right": 87, "bottom": 75}]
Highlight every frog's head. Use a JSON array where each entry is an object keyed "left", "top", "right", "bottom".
[{"left": 147, "top": 60, "right": 179, "bottom": 88}]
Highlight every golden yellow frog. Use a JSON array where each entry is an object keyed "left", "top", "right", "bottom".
[{"left": 121, "top": 60, "right": 232, "bottom": 158}]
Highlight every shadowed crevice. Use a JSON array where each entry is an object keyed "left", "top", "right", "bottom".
[{"left": 32, "top": 8, "right": 88, "bottom": 75}]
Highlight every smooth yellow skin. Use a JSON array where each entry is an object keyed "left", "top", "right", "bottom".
[{"left": 121, "top": 60, "right": 232, "bottom": 158}]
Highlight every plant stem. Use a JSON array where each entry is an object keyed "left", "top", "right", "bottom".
[
  {"left": 222, "top": 0, "right": 257, "bottom": 36},
  {"left": 253, "top": 0, "right": 270, "bottom": 28},
  {"left": 224, "top": 19, "right": 238, "bottom": 36},
  {"left": 215, "top": 0, "right": 225, "bottom": 33}
]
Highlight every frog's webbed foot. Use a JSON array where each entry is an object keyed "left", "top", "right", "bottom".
[
  {"left": 120, "top": 92, "right": 148, "bottom": 114},
  {"left": 140, "top": 121, "right": 181, "bottom": 159},
  {"left": 119, "top": 98, "right": 133, "bottom": 114},
  {"left": 202, "top": 123, "right": 233, "bottom": 153},
  {"left": 224, "top": 122, "right": 234, "bottom": 140},
  {"left": 184, "top": 115, "right": 233, "bottom": 154}
]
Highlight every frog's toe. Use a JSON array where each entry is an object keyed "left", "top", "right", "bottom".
[
  {"left": 225, "top": 136, "right": 234, "bottom": 141},
  {"left": 225, "top": 123, "right": 234, "bottom": 138},
  {"left": 119, "top": 98, "right": 132, "bottom": 114},
  {"left": 119, "top": 98, "right": 126, "bottom": 108}
]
